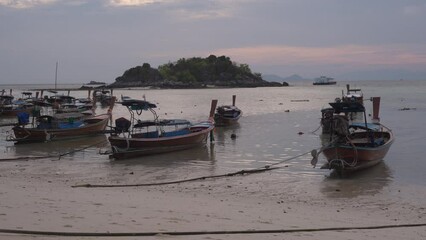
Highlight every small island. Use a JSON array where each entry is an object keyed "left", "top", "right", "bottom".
[{"left": 109, "top": 55, "right": 288, "bottom": 88}]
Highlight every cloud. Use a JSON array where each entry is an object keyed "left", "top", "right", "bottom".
[
  {"left": 107, "top": 0, "right": 242, "bottom": 20},
  {"left": 0, "top": 0, "right": 57, "bottom": 8},
  {"left": 170, "top": 6, "right": 232, "bottom": 20},
  {"left": 107, "top": 0, "right": 175, "bottom": 7},
  {"left": 213, "top": 44, "right": 426, "bottom": 68},
  {"left": 170, "top": 0, "right": 254, "bottom": 20},
  {"left": 403, "top": 3, "right": 426, "bottom": 16}
]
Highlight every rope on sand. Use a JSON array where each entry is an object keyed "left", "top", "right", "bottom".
[
  {"left": 0, "top": 155, "right": 54, "bottom": 162},
  {"left": 0, "top": 223, "right": 425, "bottom": 237},
  {"left": 0, "top": 139, "right": 108, "bottom": 162},
  {"left": 72, "top": 149, "right": 315, "bottom": 188}
]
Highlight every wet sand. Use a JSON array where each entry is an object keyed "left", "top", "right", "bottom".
[
  {"left": 2, "top": 83, "right": 426, "bottom": 239},
  {"left": 1, "top": 156, "right": 425, "bottom": 240}
]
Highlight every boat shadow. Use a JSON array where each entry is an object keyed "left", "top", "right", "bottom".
[
  {"left": 110, "top": 144, "right": 215, "bottom": 168},
  {"left": 9, "top": 134, "right": 109, "bottom": 158},
  {"left": 104, "top": 145, "right": 217, "bottom": 183},
  {"left": 320, "top": 162, "right": 393, "bottom": 198}
]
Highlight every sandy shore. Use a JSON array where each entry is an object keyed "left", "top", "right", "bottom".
[{"left": 1, "top": 157, "right": 426, "bottom": 240}]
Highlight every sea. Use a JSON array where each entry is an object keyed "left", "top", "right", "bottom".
[{"left": 1, "top": 80, "right": 426, "bottom": 205}]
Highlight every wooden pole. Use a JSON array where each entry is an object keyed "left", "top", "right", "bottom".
[
  {"left": 209, "top": 99, "right": 218, "bottom": 120},
  {"left": 372, "top": 97, "right": 381, "bottom": 122}
]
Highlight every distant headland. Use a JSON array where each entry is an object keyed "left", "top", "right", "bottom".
[{"left": 108, "top": 55, "right": 288, "bottom": 89}]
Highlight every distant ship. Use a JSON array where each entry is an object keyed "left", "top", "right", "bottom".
[
  {"left": 81, "top": 81, "right": 107, "bottom": 89},
  {"left": 313, "top": 76, "right": 336, "bottom": 85}
]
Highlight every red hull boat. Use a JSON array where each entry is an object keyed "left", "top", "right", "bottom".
[{"left": 108, "top": 99, "right": 217, "bottom": 160}]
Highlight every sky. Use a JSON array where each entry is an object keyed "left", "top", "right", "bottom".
[{"left": 1, "top": 0, "right": 426, "bottom": 84}]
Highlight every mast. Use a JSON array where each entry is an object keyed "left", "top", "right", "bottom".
[{"left": 55, "top": 61, "right": 58, "bottom": 90}]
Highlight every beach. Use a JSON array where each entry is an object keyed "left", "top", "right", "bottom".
[
  {"left": 1, "top": 155, "right": 425, "bottom": 239},
  {"left": 1, "top": 80, "right": 426, "bottom": 239}
]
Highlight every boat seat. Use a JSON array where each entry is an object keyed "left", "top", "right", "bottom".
[
  {"left": 374, "top": 138, "right": 385, "bottom": 146},
  {"left": 349, "top": 138, "right": 370, "bottom": 144},
  {"left": 161, "top": 129, "right": 191, "bottom": 137}
]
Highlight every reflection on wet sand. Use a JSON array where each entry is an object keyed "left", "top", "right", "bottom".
[
  {"left": 110, "top": 144, "right": 215, "bottom": 167},
  {"left": 104, "top": 145, "right": 217, "bottom": 184},
  {"left": 214, "top": 123, "right": 241, "bottom": 146},
  {"left": 320, "top": 162, "right": 392, "bottom": 198},
  {"left": 9, "top": 134, "right": 109, "bottom": 158}
]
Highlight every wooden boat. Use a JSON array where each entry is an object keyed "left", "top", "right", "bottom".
[
  {"left": 108, "top": 99, "right": 218, "bottom": 159},
  {"left": 9, "top": 113, "right": 110, "bottom": 143},
  {"left": 8, "top": 98, "right": 115, "bottom": 143},
  {"left": 0, "top": 95, "right": 34, "bottom": 117},
  {"left": 94, "top": 89, "right": 115, "bottom": 107},
  {"left": 313, "top": 97, "right": 394, "bottom": 173},
  {"left": 214, "top": 95, "right": 242, "bottom": 126}
]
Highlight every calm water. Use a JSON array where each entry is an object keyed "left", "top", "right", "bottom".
[{"left": 1, "top": 80, "right": 426, "bottom": 202}]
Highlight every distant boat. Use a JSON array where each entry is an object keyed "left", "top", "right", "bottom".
[
  {"left": 214, "top": 95, "right": 242, "bottom": 126},
  {"left": 313, "top": 76, "right": 336, "bottom": 85},
  {"left": 81, "top": 81, "right": 107, "bottom": 89}
]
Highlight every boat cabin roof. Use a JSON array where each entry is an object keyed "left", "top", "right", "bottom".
[
  {"left": 329, "top": 101, "right": 365, "bottom": 113},
  {"left": 134, "top": 119, "right": 190, "bottom": 128}
]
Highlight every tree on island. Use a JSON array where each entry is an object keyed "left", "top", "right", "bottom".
[{"left": 109, "top": 55, "right": 285, "bottom": 88}]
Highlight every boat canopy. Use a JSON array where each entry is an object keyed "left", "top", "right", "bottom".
[
  {"left": 329, "top": 101, "right": 365, "bottom": 113},
  {"left": 121, "top": 99, "right": 157, "bottom": 110},
  {"left": 134, "top": 119, "right": 191, "bottom": 128}
]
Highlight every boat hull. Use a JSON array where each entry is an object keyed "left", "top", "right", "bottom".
[
  {"left": 0, "top": 108, "right": 34, "bottom": 117},
  {"left": 313, "top": 82, "right": 336, "bottom": 85},
  {"left": 214, "top": 114, "right": 242, "bottom": 126},
  {"left": 322, "top": 132, "right": 394, "bottom": 172},
  {"left": 108, "top": 125, "right": 214, "bottom": 159},
  {"left": 12, "top": 114, "right": 110, "bottom": 143}
]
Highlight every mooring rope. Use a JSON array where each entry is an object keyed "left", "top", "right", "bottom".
[
  {"left": 57, "top": 139, "right": 109, "bottom": 160},
  {"left": 0, "top": 139, "right": 108, "bottom": 162},
  {"left": 0, "top": 223, "right": 425, "bottom": 237},
  {"left": 0, "top": 155, "right": 54, "bottom": 162},
  {"left": 72, "top": 149, "right": 317, "bottom": 188}
]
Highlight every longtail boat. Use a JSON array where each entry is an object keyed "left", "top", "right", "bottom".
[
  {"left": 0, "top": 95, "right": 34, "bottom": 117},
  {"left": 8, "top": 98, "right": 115, "bottom": 143},
  {"left": 312, "top": 97, "right": 394, "bottom": 173},
  {"left": 214, "top": 95, "right": 242, "bottom": 126},
  {"left": 108, "top": 99, "right": 218, "bottom": 160}
]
